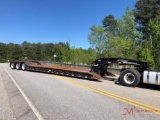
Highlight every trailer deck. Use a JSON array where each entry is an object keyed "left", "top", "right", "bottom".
[{"left": 10, "top": 60, "right": 103, "bottom": 80}]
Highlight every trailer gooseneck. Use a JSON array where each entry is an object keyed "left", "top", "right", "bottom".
[{"left": 10, "top": 58, "right": 160, "bottom": 87}]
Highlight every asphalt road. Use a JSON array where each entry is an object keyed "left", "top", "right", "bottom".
[{"left": 0, "top": 63, "right": 160, "bottom": 120}]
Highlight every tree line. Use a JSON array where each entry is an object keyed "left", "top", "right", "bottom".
[
  {"left": 0, "top": 0, "right": 160, "bottom": 69},
  {"left": 88, "top": 0, "right": 160, "bottom": 69},
  {"left": 0, "top": 41, "right": 96, "bottom": 65}
]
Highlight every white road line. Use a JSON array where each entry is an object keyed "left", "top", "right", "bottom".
[{"left": 3, "top": 67, "right": 45, "bottom": 120}]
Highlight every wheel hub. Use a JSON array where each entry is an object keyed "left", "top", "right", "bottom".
[
  {"left": 124, "top": 73, "right": 135, "bottom": 84},
  {"left": 11, "top": 64, "right": 14, "bottom": 69},
  {"left": 22, "top": 64, "right": 25, "bottom": 70}
]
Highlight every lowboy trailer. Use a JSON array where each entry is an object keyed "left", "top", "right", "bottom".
[
  {"left": 10, "top": 58, "right": 160, "bottom": 87},
  {"left": 10, "top": 60, "right": 103, "bottom": 80}
]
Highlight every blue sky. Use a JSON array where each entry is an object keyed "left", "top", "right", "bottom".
[{"left": 0, "top": 0, "right": 137, "bottom": 49}]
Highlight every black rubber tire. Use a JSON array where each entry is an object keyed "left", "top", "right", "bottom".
[
  {"left": 120, "top": 69, "right": 141, "bottom": 87},
  {"left": 21, "top": 63, "right": 26, "bottom": 71},
  {"left": 16, "top": 63, "right": 21, "bottom": 70},
  {"left": 10, "top": 63, "right": 15, "bottom": 69}
]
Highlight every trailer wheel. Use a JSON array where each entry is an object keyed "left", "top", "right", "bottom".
[
  {"left": 22, "top": 63, "right": 26, "bottom": 71},
  {"left": 10, "top": 63, "right": 15, "bottom": 69},
  {"left": 16, "top": 63, "right": 21, "bottom": 70},
  {"left": 120, "top": 69, "right": 140, "bottom": 87}
]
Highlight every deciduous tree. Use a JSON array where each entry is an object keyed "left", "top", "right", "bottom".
[{"left": 88, "top": 25, "right": 108, "bottom": 58}]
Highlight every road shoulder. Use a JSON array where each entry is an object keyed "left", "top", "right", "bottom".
[
  {"left": 0, "top": 65, "right": 38, "bottom": 120},
  {"left": 0, "top": 67, "right": 16, "bottom": 120}
]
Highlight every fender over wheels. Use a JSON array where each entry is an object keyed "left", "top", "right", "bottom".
[
  {"left": 120, "top": 69, "right": 141, "bottom": 87},
  {"left": 21, "top": 63, "right": 26, "bottom": 71},
  {"left": 10, "top": 63, "right": 16, "bottom": 69},
  {"left": 16, "top": 63, "right": 21, "bottom": 70}
]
